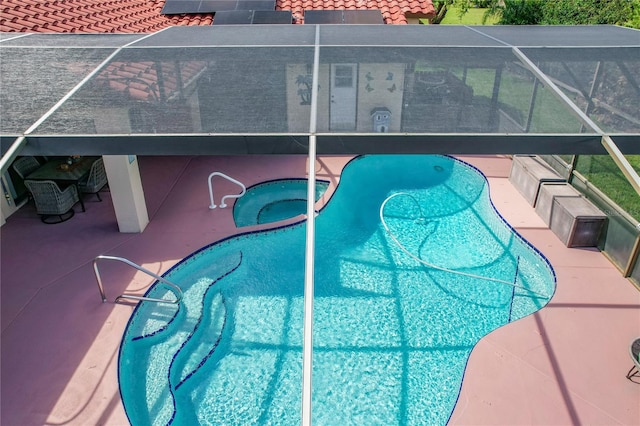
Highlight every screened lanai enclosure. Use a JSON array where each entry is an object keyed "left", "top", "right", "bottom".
[
  {"left": 1, "top": 24, "right": 639, "bottom": 423},
  {"left": 1, "top": 25, "right": 638, "bottom": 155}
]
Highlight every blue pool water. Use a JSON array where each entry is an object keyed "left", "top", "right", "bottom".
[
  {"left": 233, "top": 178, "right": 329, "bottom": 227},
  {"left": 119, "top": 155, "right": 556, "bottom": 425}
]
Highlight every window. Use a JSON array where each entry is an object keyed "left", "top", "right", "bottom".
[{"left": 334, "top": 65, "right": 354, "bottom": 88}]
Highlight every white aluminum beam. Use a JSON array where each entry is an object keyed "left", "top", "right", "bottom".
[{"left": 301, "top": 24, "right": 321, "bottom": 426}]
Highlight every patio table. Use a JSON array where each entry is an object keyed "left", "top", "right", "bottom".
[{"left": 26, "top": 156, "right": 99, "bottom": 212}]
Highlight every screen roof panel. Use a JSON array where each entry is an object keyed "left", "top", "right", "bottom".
[
  {"left": 470, "top": 25, "right": 640, "bottom": 47},
  {"left": 0, "top": 47, "right": 117, "bottom": 135},
  {"left": 521, "top": 46, "right": 640, "bottom": 134},
  {"left": 0, "top": 33, "right": 146, "bottom": 48},
  {"left": 33, "top": 45, "right": 314, "bottom": 135},
  {"left": 316, "top": 46, "right": 585, "bottom": 134},
  {"left": 131, "top": 25, "right": 316, "bottom": 46},
  {"left": 318, "top": 25, "right": 505, "bottom": 47},
  {"left": 1, "top": 25, "right": 638, "bottom": 156},
  {"left": 0, "top": 33, "right": 31, "bottom": 41}
]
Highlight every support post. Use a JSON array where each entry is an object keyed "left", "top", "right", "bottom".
[{"left": 103, "top": 155, "right": 149, "bottom": 233}]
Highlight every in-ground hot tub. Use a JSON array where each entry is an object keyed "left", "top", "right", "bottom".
[{"left": 232, "top": 178, "right": 329, "bottom": 227}]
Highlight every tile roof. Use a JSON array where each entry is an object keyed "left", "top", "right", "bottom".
[
  {"left": 0, "top": 0, "right": 213, "bottom": 33},
  {"left": 1, "top": 0, "right": 434, "bottom": 33},
  {"left": 281, "top": 0, "right": 435, "bottom": 24},
  {"left": 95, "top": 60, "right": 207, "bottom": 101}
]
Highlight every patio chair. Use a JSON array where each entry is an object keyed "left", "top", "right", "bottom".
[
  {"left": 78, "top": 158, "right": 108, "bottom": 201},
  {"left": 626, "top": 337, "right": 640, "bottom": 383},
  {"left": 12, "top": 156, "right": 41, "bottom": 179},
  {"left": 24, "top": 180, "right": 84, "bottom": 224}
]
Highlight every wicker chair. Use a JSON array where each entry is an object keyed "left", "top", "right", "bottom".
[
  {"left": 24, "top": 180, "right": 84, "bottom": 224},
  {"left": 627, "top": 337, "right": 640, "bottom": 383},
  {"left": 12, "top": 156, "right": 41, "bottom": 179},
  {"left": 78, "top": 158, "right": 108, "bottom": 201}
]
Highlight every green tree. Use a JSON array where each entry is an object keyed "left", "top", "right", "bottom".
[
  {"left": 495, "top": 0, "right": 542, "bottom": 24},
  {"left": 431, "top": 0, "right": 453, "bottom": 24},
  {"left": 627, "top": 4, "right": 640, "bottom": 29},
  {"left": 542, "top": 0, "right": 636, "bottom": 25},
  {"left": 431, "top": 0, "right": 496, "bottom": 24},
  {"left": 482, "top": 0, "right": 640, "bottom": 28}
]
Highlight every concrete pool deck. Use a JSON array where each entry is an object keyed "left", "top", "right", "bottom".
[{"left": 1, "top": 154, "right": 639, "bottom": 425}]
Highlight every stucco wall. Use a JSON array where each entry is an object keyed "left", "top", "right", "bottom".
[{"left": 287, "top": 63, "right": 406, "bottom": 133}]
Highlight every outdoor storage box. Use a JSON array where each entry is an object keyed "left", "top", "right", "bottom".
[
  {"left": 549, "top": 196, "right": 606, "bottom": 248},
  {"left": 509, "top": 155, "right": 565, "bottom": 206},
  {"left": 535, "top": 183, "right": 582, "bottom": 226}
]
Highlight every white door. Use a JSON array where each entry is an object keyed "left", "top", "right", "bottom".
[{"left": 330, "top": 64, "right": 357, "bottom": 130}]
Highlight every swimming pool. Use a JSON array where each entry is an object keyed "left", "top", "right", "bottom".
[
  {"left": 233, "top": 178, "right": 329, "bottom": 227},
  {"left": 119, "top": 155, "right": 555, "bottom": 425}
]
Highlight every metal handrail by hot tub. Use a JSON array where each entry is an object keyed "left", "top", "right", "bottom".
[{"left": 208, "top": 171, "right": 246, "bottom": 209}]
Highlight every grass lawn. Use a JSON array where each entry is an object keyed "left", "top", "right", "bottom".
[
  {"left": 575, "top": 155, "right": 640, "bottom": 221},
  {"left": 440, "top": 6, "right": 499, "bottom": 25},
  {"left": 452, "top": 67, "right": 582, "bottom": 132}
]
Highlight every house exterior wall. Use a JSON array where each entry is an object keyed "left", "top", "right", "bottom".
[
  {"left": 287, "top": 64, "right": 312, "bottom": 132},
  {"left": 355, "top": 63, "right": 405, "bottom": 132},
  {"left": 287, "top": 63, "right": 405, "bottom": 133}
]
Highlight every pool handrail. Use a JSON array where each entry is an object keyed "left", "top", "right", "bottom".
[
  {"left": 379, "top": 192, "right": 550, "bottom": 299},
  {"left": 208, "top": 172, "right": 246, "bottom": 209},
  {"left": 93, "top": 255, "right": 183, "bottom": 304}
]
